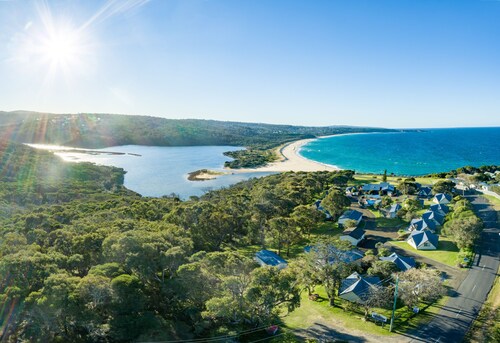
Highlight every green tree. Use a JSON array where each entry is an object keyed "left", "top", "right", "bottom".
[{"left": 320, "top": 189, "right": 351, "bottom": 221}]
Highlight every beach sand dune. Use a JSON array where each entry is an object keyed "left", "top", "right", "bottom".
[{"left": 230, "top": 139, "right": 340, "bottom": 173}]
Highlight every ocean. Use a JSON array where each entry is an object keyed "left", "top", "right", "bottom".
[{"left": 299, "top": 127, "right": 500, "bottom": 176}]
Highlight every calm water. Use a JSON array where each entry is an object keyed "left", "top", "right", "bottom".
[
  {"left": 29, "top": 144, "right": 272, "bottom": 198},
  {"left": 300, "top": 127, "right": 500, "bottom": 176}
]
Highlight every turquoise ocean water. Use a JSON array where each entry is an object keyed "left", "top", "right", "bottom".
[{"left": 299, "top": 127, "right": 500, "bottom": 176}]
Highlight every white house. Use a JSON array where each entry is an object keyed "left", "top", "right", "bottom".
[
  {"left": 386, "top": 203, "right": 402, "bottom": 218},
  {"left": 340, "top": 226, "right": 366, "bottom": 246},
  {"left": 433, "top": 193, "right": 452, "bottom": 205},
  {"left": 338, "top": 209, "right": 363, "bottom": 227},
  {"left": 407, "top": 229, "right": 439, "bottom": 250}
]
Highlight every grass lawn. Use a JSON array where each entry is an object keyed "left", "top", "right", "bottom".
[
  {"left": 481, "top": 194, "right": 500, "bottom": 211},
  {"left": 283, "top": 287, "right": 393, "bottom": 336},
  {"left": 352, "top": 174, "right": 444, "bottom": 186},
  {"left": 375, "top": 217, "right": 406, "bottom": 228},
  {"left": 389, "top": 238, "right": 460, "bottom": 267},
  {"left": 283, "top": 286, "right": 448, "bottom": 337}
]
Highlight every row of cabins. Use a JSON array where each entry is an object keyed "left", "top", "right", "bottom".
[
  {"left": 406, "top": 200, "right": 450, "bottom": 250},
  {"left": 255, "top": 247, "right": 417, "bottom": 307}
]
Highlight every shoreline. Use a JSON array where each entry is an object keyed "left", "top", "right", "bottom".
[{"left": 229, "top": 137, "right": 341, "bottom": 173}]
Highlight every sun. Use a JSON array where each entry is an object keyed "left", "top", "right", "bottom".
[{"left": 41, "top": 29, "right": 80, "bottom": 65}]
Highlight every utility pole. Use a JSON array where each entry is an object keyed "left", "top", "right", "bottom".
[{"left": 389, "top": 276, "right": 399, "bottom": 332}]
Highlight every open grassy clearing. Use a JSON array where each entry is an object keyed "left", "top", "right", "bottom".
[
  {"left": 283, "top": 286, "right": 448, "bottom": 337},
  {"left": 389, "top": 238, "right": 460, "bottom": 267}
]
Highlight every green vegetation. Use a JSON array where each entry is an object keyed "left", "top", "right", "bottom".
[
  {"left": 389, "top": 239, "right": 460, "bottom": 267},
  {"left": 0, "top": 111, "right": 397, "bottom": 169}
]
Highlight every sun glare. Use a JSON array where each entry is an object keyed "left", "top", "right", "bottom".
[{"left": 41, "top": 29, "right": 81, "bottom": 65}]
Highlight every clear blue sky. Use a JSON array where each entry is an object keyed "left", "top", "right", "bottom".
[{"left": 1, "top": 0, "right": 499, "bottom": 128}]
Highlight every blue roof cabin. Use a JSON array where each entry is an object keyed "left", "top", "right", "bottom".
[
  {"left": 254, "top": 250, "right": 288, "bottom": 270},
  {"left": 380, "top": 252, "right": 416, "bottom": 271}
]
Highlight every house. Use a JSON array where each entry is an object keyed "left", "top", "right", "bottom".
[
  {"left": 407, "top": 229, "right": 439, "bottom": 250},
  {"left": 430, "top": 203, "right": 449, "bottom": 216},
  {"left": 254, "top": 250, "right": 287, "bottom": 269},
  {"left": 340, "top": 226, "right": 366, "bottom": 246},
  {"left": 433, "top": 193, "right": 452, "bottom": 205},
  {"left": 407, "top": 218, "right": 436, "bottom": 233},
  {"left": 422, "top": 210, "right": 444, "bottom": 226},
  {"left": 361, "top": 183, "right": 395, "bottom": 196},
  {"left": 380, "top": 252, "right": 416, "bottom": 271},
  {"left": 417, "top": 186, "right": 432, "bottom": 198},
  {"left": 338, "top": 210, "right": 363, "bottom": 227},
  {"left": 345, "top": 186, "right": 359, "bottom": 196},
  {"left": 339, "top": 272, "right": 381, "bottom": 304},
  {"left": 386, "top": 203, "right": 402, "bottom": 218},
  {"left": 304, "top": 246, "right": 365, "bottom": 264},
  {"left": 314, "top": 200, "right": 332, "bottom": 220}
]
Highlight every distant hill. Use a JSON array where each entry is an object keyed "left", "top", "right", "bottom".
[{"left": 0, "top": 111, "right": 398, "bottom": 149}]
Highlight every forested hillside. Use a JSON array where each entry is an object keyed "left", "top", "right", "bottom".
[
  {"left": 0, "top": 142, "right": 356, "bottom": 341},
  {"left": 0, "top": 111, "right": 396, "bottom": 148}
]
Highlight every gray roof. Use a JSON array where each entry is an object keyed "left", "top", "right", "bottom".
[
  {"left": 362, "top": 183, "right": 395, "bottom": 193},
  {"left": 342, "top": 226, "right": 366, "bottom": 240},
  {"left": 408, "top": 229, "right": 439, "bottom": 249},
  {"left": 304, "top": 245, "right": 365, "bottom": 263},
  {"left": 434, "top": 193, "right": 452, "bottom": 202},
  {"left": 380, "top": 253, "right": 416, "bottom": 271},
  {"left": 255, "top": 250, "right": 287, "bottom": 267},
  {"left": 389, "top": 203, "right": 402, "bottom": 213},
  {"left": 339, "top": 210, "right": 363, "bottom": 222},
  {"left": 339, "top": 272, "right": 381, "bottom": 303}
]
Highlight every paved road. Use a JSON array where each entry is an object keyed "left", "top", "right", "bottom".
[{"left": 407, "top": 194, "right": 499, "bottom": 343}]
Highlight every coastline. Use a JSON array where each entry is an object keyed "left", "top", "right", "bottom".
[{"left": 229, "top": 137, "right": 341, "bottom": 173}]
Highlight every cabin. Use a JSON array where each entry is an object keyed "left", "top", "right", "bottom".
[
  {"left": 433, "top": 193, "right": 452, "bottom": 205},
  {"left": 407, "top": 229, "right": 439, "bottom": 250},
  {"left": 340, "top": 226, "right": 366, "bottom": 246},
  {"left": 422, "top": 210, "right": 444, "bottom": 226},
  {"left": 407, "top": 218, "right": 436, "bottom": 233},
  {"left": 430, "top": 203, "right": 449, "bottom": 216},
  {"left": 314, "top": 200, "right": 332, "bottom": 220},
  {"left": 417, "top": 186, "right": 432, "bottom": 198},
  {"left": 304, "top": 246, "right": 365, "bottom": 264},
  {"left": 345, "top": 186, "right": 359, "bottom": 196},
  {"left": 339, "top": 272, "right": 381, "bottom": 304},
  {"left": 386, "top": 203, "right": 402, "bottom": 218},
  {"left": 338, "top": 210, "right": 363, "bottom": 227},
  {"left": 380, "top": 252, "right": 416, "bottom": 271},
  {"left": 361, "top": 182, "right": 395, "bottom": 196},
  {"left": 254, "top": 250, "right": 288, "bottom": 270}
]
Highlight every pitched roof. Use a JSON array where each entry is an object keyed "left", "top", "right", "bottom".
[
  {"left": 380, "top": 252, "right": 416, "bottom": 271},
  {"left": 255, "top": 250, "right": 287, "bottom": 267},
  {"left": 422, "top": 210, "right": 444, "bottom": 225},
  {"left": 434, "top": 193, "right": 452, "bottom": 202},
  {"left": 418, "top": 187, "right": 432, "bottom": 196},
  {"left": 361, "top": 183, "right": 395, "bottom": 192},
  {"left": 430, "top": 203, "right": 449, "bottom": 215},
  {"left": 342, "top": 226, "right": 366, "bottom": 240},
  {"left": 408, "top": 218, "right": 428, "bottom": 231},
  {"left": 339, "top": 272, "right": 381, "bottom": 303},
  {"left": 339, "top": 210, "right": 363, "bottom": 222},
  {"left": 408, "top": 229, "right": 439, "bottom": 249},
  {"left": 304, "top": 245, "right": 365, "bottom": 264},
  {"left": 389, "top": 203, "right": 402, "bottom": 213}
]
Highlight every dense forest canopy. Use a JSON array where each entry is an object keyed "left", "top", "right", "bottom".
[{"left": 0, "top": 111, "right": 397, "bottom": 149}]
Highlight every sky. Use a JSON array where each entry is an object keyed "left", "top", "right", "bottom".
[{"left": 0, "top": 0, "right": 499, "bottom": 128}]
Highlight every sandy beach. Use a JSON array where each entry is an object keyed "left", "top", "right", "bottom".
[{"left": 231, "top": 138, "right": 340, "bottom": 173}]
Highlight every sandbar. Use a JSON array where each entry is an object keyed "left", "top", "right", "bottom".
[{"left": 230, "top": 138, "right": 340, "bottom": 173}]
